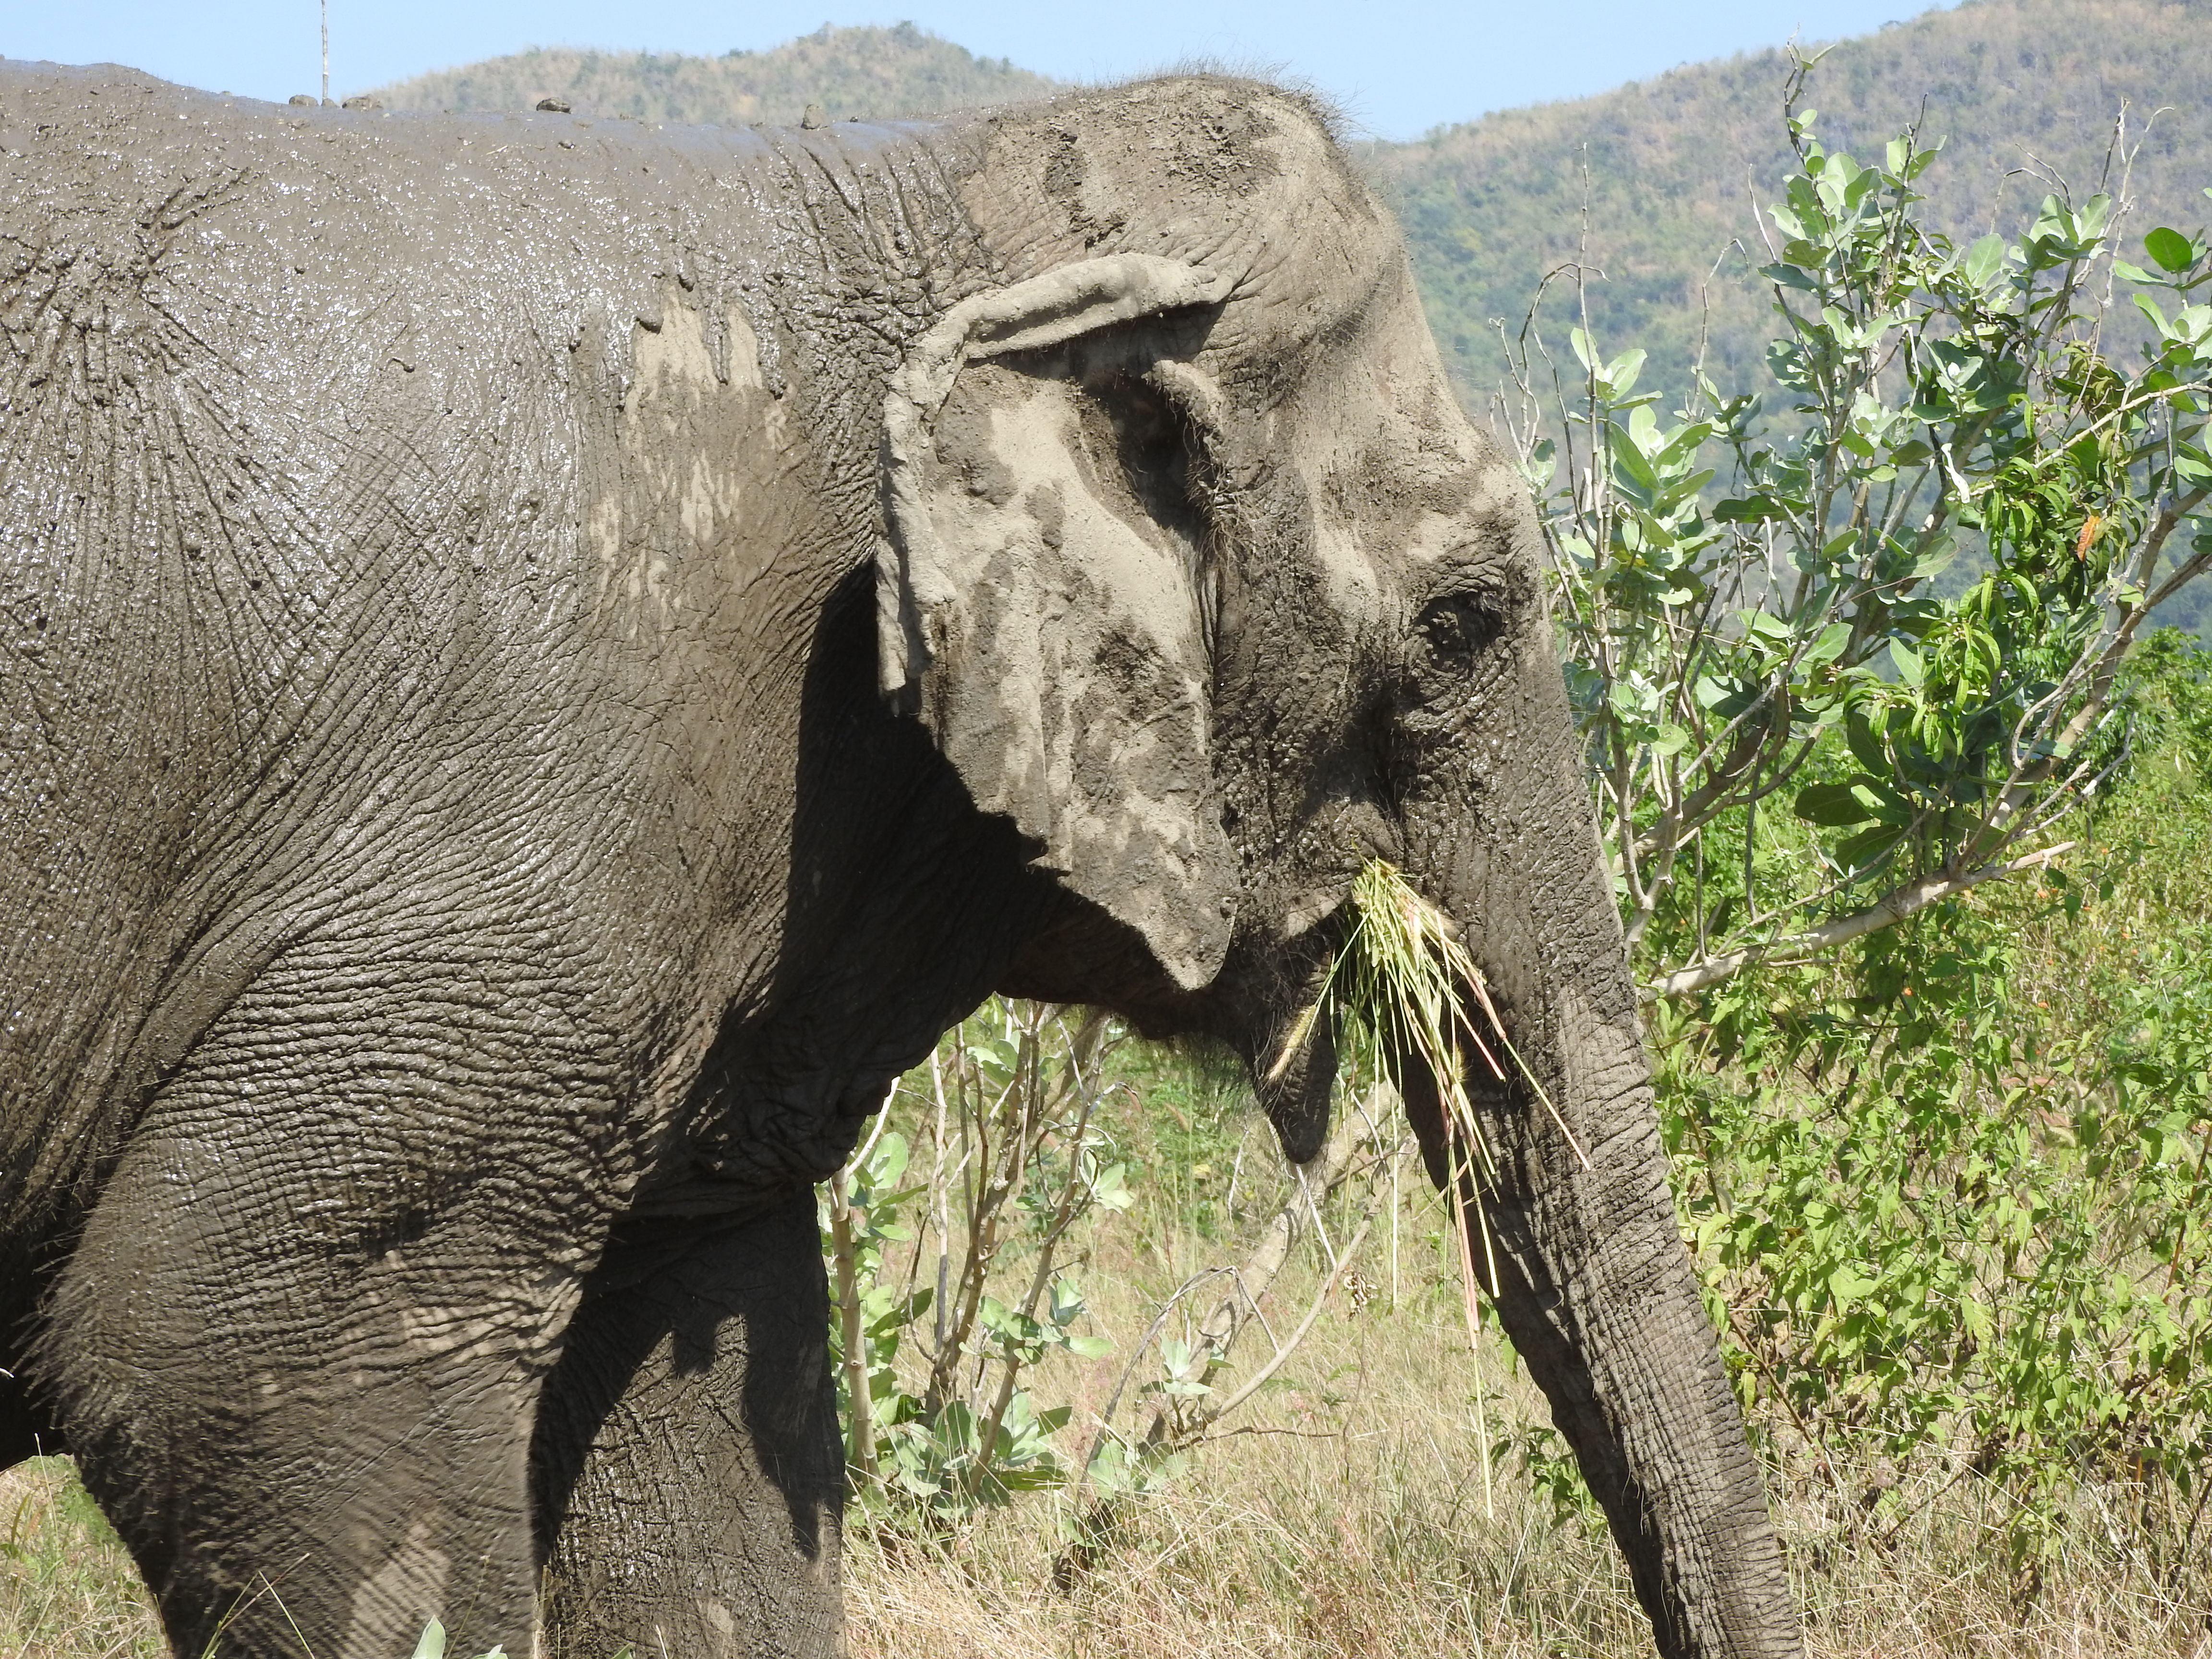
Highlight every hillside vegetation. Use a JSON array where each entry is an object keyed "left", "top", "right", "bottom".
[
  {"left": 367, "top": 22, "right": 1058, "bottom": 127},
  {"left": 373, "top": 5, "right": 2212, "bottom": 419},
  {"left": 1380, "top": 0, "right": 2212, "bottom": 407}
]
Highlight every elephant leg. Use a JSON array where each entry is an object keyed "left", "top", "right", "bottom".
[
  {"left": 533, "top": 1192, "right": 844, "bottom": 1659},
  {"left": 44, "top": 1109, "right": 564, "bottom": 1659}
]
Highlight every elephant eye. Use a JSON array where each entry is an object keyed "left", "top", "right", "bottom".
[{"left": 1411, "top": 592, "right": 1501, "bottom": 669}]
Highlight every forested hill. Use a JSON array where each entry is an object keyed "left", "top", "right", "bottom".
[
  {"left": 1381, "top": 0, "right": 2212, "bottom": 408},
  {"left": 370, "top": 4, "right": 2212, "bottom": 412},
  {"left": 366, "top": 22, "right": 1059, "bottom": 127}
]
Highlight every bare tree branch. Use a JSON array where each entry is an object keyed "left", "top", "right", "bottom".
[{"left": 1641, "top": 842, "right": 2076, "bottom": 1002}]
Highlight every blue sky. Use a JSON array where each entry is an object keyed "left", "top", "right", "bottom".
[{"left": 7, "top": 2, "right": 1962, "bottom": 141}]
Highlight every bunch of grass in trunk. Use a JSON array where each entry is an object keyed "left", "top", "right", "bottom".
[
  {"left": 1276, "top": 862, "right": 1587, "bottom": 1251},
  {"left": 1270, "top": 861, "right": 1588, "bottom": 1512}
]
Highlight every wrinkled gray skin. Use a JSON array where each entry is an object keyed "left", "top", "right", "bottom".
[{"left": 0, "top": 63, "right": 1803, "bottom": 1659}]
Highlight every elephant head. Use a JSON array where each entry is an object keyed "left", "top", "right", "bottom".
[{"left": 875, "top": 80, "right": 1805, "bottom": 1659}]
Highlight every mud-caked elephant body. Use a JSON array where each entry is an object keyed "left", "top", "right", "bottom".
[{"left": 0, "top": 63, "right": 1802, "bottom": 1659}]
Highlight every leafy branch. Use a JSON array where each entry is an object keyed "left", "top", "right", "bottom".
[{"left": 1496, "top": 54, "right": 2212, "bottom": 996}]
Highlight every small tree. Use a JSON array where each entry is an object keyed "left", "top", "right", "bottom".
[
  {"left": 821, "top": 999, "right": 1407, "bottom": 1544},
  {"left": 1500, "top": 57, "right": 2212, "bottom": 996},
  {"left": 1487, "top": 61, "right": 2212, "bottom": 1584},
  {"left": 823, "top": 1001, "right": 1127, "bottom": 1526}
]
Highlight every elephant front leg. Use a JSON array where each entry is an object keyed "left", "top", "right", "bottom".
[
  {"left": 532, "top": 1192, "right": 845, "bottom": 1659},
  {"left": 46, "top": 1108, "right": 576, "bottom": 1659}
]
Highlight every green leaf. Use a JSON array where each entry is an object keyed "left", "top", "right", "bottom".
[
  {"left": 1714, "top": 495, "right": 1788, "bottom": 524},
  {"left": 1862, "top": 780, "right": 1917, "bottom": 826},
  {"left": 412, "top": 1625, "right": 448, "bottom": 1659},
  {"left": 1652, "top": 420, "right": 1714, "bottom": 470},
  {"left": 1828, "top": 1265, "right": 1876, "bottom": 1312},
  {"left": 865, "top": 1132, "right": 910, "bottom": 1188},
  {"left": 1795, "top": 782, "right": 1878, "bottom": 828},
  {"left": 1091, "top": 1161, "right": 1135, "bottom": 1211},
  {"left": 1741, "top": 609, "right": 1795, "bottom": 651},
  {"left": 1963, "top": 234, "right": 2007, "bottom": 290},
  {"left": 2147, "top": 226, "right": 2195, "bottom": 274},
  {"left": 1759, "top": 262, "right": 1820, "bottom": 292},
  {"left": 1888, "top": 640, "right": 1925, "bottom": 688},
  {"left": 1840, "top": 716, "right": 1893, "bottom": 779},
  {"left": 1693, "top": 674, "right": 1748, "bottom": 712},
  {"left": 1907, "top": 535, "right": 1958, "bottom": 582},
  {"left": 1803, "top": 622, "right": 1853, "bottom": 666},
  {"left": 1835, "top": 822, "right": 1907, "bottom": 874},
  {"left": 993, "top": 1464, "right": 1067, "bottom": 1493},
  {"left": 1607, "top": 425, "right": 1661, "bottom": 505},
  {"left": 1651, "top": 471, "right": 1717, "bottom": 521},
  {"left": 1151, "top": 1378, "right": 1212, "bottom": 1399}
]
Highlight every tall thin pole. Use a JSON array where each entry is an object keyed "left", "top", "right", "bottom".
[{"left": 320, "top": 0, "right": 330, "bottom": 104}]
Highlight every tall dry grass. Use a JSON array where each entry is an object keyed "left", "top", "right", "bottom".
[
  {"left": 0, "top": 1457, "right": 161, "bottom": 1659},
  {"left": 1, "top": 1221, "right": 2205, "bottom": 1657},
  {"left": 839, "top": 1217, "right": 2211, "bottom": 1659}
]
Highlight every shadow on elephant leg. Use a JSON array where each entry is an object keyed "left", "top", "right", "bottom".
[
  {"left": 530, "top": 1192, "right": 844, "bottom": 1659},
  {"left": 0, "top": 1366, "right": 66, "bottom": 1470}
]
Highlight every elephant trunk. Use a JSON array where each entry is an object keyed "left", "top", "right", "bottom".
[{"left": 1399, "top": 893, "right": 1803, "bottom": 1659}]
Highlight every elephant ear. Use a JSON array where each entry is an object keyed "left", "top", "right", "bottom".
[{"left": 876, "top": 254, "right": 1237, "bottom": 991}]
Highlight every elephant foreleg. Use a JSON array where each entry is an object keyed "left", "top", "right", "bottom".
[
  {"left": 44, "top": 1105, "right": 561, "bottom": 1659},
  {"left": 531, "top": 1192, "right": 845, "bottom": 1659}
]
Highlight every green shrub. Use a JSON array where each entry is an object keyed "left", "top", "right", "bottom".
[{"left": 1658, "top": 692, "right": 2212, "bottom": 1584}]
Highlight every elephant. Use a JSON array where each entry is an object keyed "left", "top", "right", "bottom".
[{"left": 0, "top": 60, "right": 1803, "bottom": 1659}]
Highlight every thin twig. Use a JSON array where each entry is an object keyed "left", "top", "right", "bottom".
[{"left": 1644, "top": 842, "right": 2075, "bottom": 1001}]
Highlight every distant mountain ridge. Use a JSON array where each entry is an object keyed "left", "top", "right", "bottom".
[
  {"left": 367, "top": 22, "right": 1059, "bottom": 128},
  {"left": 1378, "top": 0, "right": 2212, "bottom": 406},
  {"left": 367, "top": 3, "right": 2212, "bottom": 415}
]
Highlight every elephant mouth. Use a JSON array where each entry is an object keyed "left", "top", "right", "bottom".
[
  {"left": 1236, "top": 914, "right": 1349, "bottom": 1165},
  {"left": 1234, "top": 860, "right": 1529, "bottom": 1175},
  {"left": 1276, "top": 888, "right": 1344, "bottom": 940},
  {"left": 1002, "top": 809, "right": 1430, "bottom": 1169}
]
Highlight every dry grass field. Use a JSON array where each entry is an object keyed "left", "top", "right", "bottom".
[
  {"left": 1, "top": 1457, "right": 162, "bottom": 1659},
  {"left": 5, "top": 1213, "right": 2204, "bottom": 1659},
  {"left": 831, "top": 1250, "right": 2212, "bottom": 1659}
]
